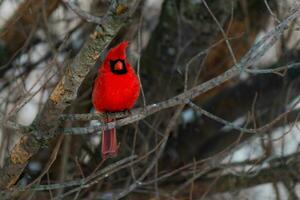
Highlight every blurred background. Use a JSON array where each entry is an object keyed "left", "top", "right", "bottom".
[{"left": 1, "top": 0, "right": 300, "bottom": 199}]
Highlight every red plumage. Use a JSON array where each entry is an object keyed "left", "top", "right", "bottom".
[{"left": 92, "top": 41, "right": 140, "bottom": 159}]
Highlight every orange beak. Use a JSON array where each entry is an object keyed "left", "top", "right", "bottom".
[{"left": 114, "top": 61, "right": 123, "bottom": 71}]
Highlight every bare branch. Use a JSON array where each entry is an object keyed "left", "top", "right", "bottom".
[
  {"left": 62, "top": 0, "right": 105, "bottom": 24},
  {"left": 60, "top": 5, "right": 300, "bottom": 135},
  {"left": 0, "top": 0, "right": 140, "bottom": 190}
]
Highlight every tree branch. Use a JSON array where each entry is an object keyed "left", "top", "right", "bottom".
[
  {"left": 62, "top": 0, "right": 105, "bottom": 24},
  {"left": 0, "top": 0, "right": 140, "bottom": 190},
  {"left": 59, "top": 5, "right": 300, "bottom": 135}
]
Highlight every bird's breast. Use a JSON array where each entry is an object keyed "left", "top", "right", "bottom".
[{"left": 92, "top": 72, "right": 140, "bottom": 112}]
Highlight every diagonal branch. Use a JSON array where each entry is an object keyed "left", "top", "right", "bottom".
[
  {"left": 60, "top": 4, "right": 300, "bottom": 135},
  {"left": 0, "top": 0, "right": 140, "bottom": 190},
  {"left": 62, "top": 0, "right": 105, "bottom": 24}
]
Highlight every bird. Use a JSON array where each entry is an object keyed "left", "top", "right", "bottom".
[{"left": 92, "top": 41, "right": 140, "bottom": 159}]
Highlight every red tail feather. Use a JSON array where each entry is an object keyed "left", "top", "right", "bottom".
[{"left": 101, "top": 120, "right": 118, "bottom": 159}]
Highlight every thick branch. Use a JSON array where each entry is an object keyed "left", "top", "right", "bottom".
[{"left": 0, "top": 0, "right": 139, "bottom": 190}]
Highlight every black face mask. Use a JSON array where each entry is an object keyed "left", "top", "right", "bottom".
[{"left": 110, "top": 59, "right": 127, "bottom": 75}]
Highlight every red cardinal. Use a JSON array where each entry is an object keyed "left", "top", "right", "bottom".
[{"left": 92, "top": 41, "right": 140, "bottom": 159}]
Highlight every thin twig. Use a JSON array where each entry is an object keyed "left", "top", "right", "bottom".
[
  {"left": 203, "top": 0, "right": 238, "bottom": 65},
  {"left": 62, "top": 0, "right": 105, "bottom": 24}
]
